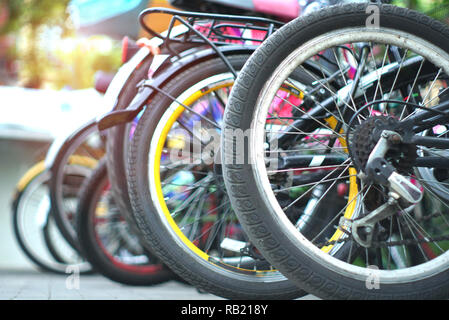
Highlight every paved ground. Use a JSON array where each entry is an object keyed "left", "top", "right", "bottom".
[
  {"left": 0, "top": 269, "right": 318, "bottom": 300},
  {"left": 0, "top": 269, "right": 223, "bottom": 300}
]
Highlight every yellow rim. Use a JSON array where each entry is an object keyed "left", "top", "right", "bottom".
[
  {"left": 67, "top": 154, "right": 98, "bottom": 169},
  {"left": 16, "top": 161, "right": 47, "bottom": 192},
  {"left": 153, "top": 81, "right": 278, "bottom": 274},
  {"left": 16, "top": 156, "right": 98, "bottom": 192},
  {"left": 153, "top": 88, "right": 216, "bottom": 262},
  {"left": 153, "top": 82, "right": 358, "bottom": 270},
  {"left": 321, "top": 167, "right": 358, "bottom": 253},
  {"left": 320, "top": 116, "right": 359, "bottom": 253}
]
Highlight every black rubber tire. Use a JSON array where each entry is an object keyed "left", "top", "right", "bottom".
[
  {"left": 12, "top": 167, "right": 92, "bottom": 275},
  {"left": 48, "top": 120, "right": 100, "bottom": 251},
  {"left": 222, "top": 3, "right": 449, "bottom": 299},
  {"left": 43, "top": 211, "right": 72, "bottom": 265},
  {"left": 105, "top": 56, "right": 153, "bottom": 229},
  {"left": 76, "top": 159, "right": 173, "bottom": 286},
  {"left": 127, "top": 54, "right": 307, "bottom": 299}
]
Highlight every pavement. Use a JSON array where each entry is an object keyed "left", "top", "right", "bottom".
[
  {"left": 0, "top": 269, "right": 223, "bottom": 300},
  {"left": 0, "top": 269, "right": 319, "bottom": 300}
]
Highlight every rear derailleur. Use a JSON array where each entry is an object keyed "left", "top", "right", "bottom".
[{"left": 346, "top": 128, "right": 423, "bottom": 248}]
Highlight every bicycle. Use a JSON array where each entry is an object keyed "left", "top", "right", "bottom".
[
  {"left": 222, "top": 2, "right": 449, "bottom": 299},
  {"left": 43, "top": 38, "right": 181, "bottom": 283}
]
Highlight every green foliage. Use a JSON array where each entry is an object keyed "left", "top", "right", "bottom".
[
  {"left": 1, "top": 0, "right": 22, "bottom": 35},
  {"left": 46, "top": 37, "right": 121, "bottom": 90},
  {"left": 1, "top": 0, "right": 121, "bottom": 89},
  {"left": 1, "top": 0, "right": 70, "bottom": 34},
  {"left": 20, "top": 0, "right": 70, "bottom": 28},
  {"left": 393, "top": 0, "right": 449, "bottom": 13}
]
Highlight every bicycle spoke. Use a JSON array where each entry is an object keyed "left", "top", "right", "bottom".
[{"left": 282, "top": 160, "right": 351, "bottom": 212}]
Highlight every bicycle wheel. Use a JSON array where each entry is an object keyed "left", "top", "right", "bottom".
[
  {"left": 49, "top": 120, "right": 103, "bottom": 250},
  {"left": 127, "top": 54, "right": 314, "bottom": 299},
  {"left": 222, "top": 3, "right": 449, "bottom": 299},
  {"left": 12, "top": 161, "right": 92, "bottom": 274},
  {"left": 43, "top": 211, "right": 91, "bottom": 268},
  {"left": 76, "top": 159, "right": 174, "bottom": 286}
]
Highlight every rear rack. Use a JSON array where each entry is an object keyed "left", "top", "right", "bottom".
[
  {"left": 139, "top": 8, "right": 284, "bottom": 78},
  {"left": 139, "top": 7, "right": 284, "bottom": 47},
  {"left": 139, "top": 8, "right": 284, "bottom": 47}
]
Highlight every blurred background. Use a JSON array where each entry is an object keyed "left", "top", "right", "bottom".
[
  {"left": 0, "top": 0, "right": 448, "bottom": 270},
  {"left": 0, "top": 0, "right": 177, "bottom": 270}
]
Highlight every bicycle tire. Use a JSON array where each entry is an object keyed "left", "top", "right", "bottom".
[
  {"left": 127, "top": 54, "right": 308, "bottom": 299},
  {"left": 12, "top": 161, "right": 92, "bottom": 275},
  {"left": 76, "top": 159, "right": 173, "bottom": 286},
  {"left": 222, "top": 3, "right": 449, "bottom": 299},
  {"left": 48, "top": 120, "right": 102, "bottom": 250}
]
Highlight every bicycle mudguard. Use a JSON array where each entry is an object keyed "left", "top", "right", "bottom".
[
  {"left": 103, "top": 46, "right": 152, "bottom": 111},
  {"left": 44, "top": 118, "right": 98, "bottom": 171},
  {"left": 97, "top": 45, "right": 256, "bottom": 130},
  {"left": 103, "top": 25, "right": 192, "bottom": 113}
]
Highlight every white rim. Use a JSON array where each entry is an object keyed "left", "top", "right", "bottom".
[{"left": 250, "top": 27, "right": 449, "bottom": 283}]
